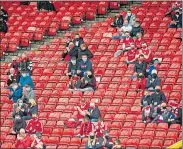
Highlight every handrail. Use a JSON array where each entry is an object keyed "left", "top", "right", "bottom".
[{"left": 167, "top": 140, "right": 182, "bottom": 149}]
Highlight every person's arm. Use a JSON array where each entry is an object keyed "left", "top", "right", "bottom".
[
  {"left": 37, "top": 122, "right": 43, "bottom": 133},
  {"left": 86, "top": 61, "right": 92, "bottom": 71},
  {"left": 90, "top": 108, "right": 100, "bottom": 119},
  {"left": 29, "top": 90, "right": 36, "bottom": 99},
  {"left": 146, "top": 78, "right": 152, "bottom": 88},
  {"left": 142, "top": 62, "right": 147, "bottom": 73},
  {"left": 161, "top": 92, "right": 166, "bottom": 102},
  {"left": 87, "top": 50, "right": 93, "bottom": 59},
  {"left": 141, "top": 97, "right": 144, "bottom": 106},
  {"left": 68, "top": 63, "right": 71, "bottom": 73},
  {"left": 134, "top": 62, "right": 137, "bottom": 73}
]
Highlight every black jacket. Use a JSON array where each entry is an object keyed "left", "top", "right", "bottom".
[
  {"left": 134, "top": 61, "right": 147, "bottom": 74},
  {"left": 1, "top": 9, "right": 8, "bottom": 22},
  {"left": 141, "top": 95, "right": 151, "bottom": 107},
  {"left": 88, "top": 106, "right": 101, "bottom": 120},
  {"left": 80, "top": 75, "right": 96, "bottom": 90},
  {"left": 113, "top": 16, "right": 123, "bottom": 27},
  {"left": 78, "top": 48, "right": 93, "bottom": 60},
  {"left": 73, "top": 37, "right": 84, "bottom": 48},
  {"left": 0, "top": 20, "right": 8, "bottom": 33},
  {"left": 69, "top": 47, "right": 78, "bottom": 58},
  {"left": 13, "top": 117, "right": 26, "bottom": 133},
  {"left": 150, "top": 92, "right": 166, "bottom": 106},
  {"left": 130, "top": 25, "right": 144, "bottom": 37},
  {"left": 172, "top": 13, "right": 182, "bottom": 27},
  {"left": 18, "top": 59, "right": 32, "bottom": 72},
  {"left": 146, "top": 76, "right": 161, "bottom": 89},
  {"left": 68, "top": 62, "right": 78, "bottom": 75}
]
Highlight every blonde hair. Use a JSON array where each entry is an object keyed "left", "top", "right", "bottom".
[{"left": 29, "top": 99, "right": 37, "bottom": 107}]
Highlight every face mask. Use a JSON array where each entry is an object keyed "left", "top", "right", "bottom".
[
  {"left": 71, "top": 60, "right": 76, "bottom": 65},
  {"left": 82, "top": 58, "right": 87, "bottom": 62},
  {"left": 162, "top": 106, "right": 166, "bottom": 109},
  {"left": 127, "top": 12, "right": 131, "bottom": 16},
  {"left": 90, "top": 136, "right": 94, "bottom": 139},
  {"left": 22, "top": 73, "right": 27, "bottom": 77},
  {"left": 90, "top": 106, "right": 95, "bottom": 110},
  {"left": 152, "top": 73, "right": 157, "bottom": 78},
  {"left": 105, "top": 136, "right": 109, "bottom": 139},
  {"left": 26, "top": 87, "right": 30, "bottom": 91},
  {"left": 155, "top": 89, "right": 160, "bottom": 93},
  {"left": 19, "top": 103, "right": 23, "bottom": 106}
]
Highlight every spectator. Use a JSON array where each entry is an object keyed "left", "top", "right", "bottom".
[
  {"left": 141, "top": 90, "right": 151, "bottom": 107},
  {"left": 69, "top": 42, "right": 79, "bottom": 59},
  {"left": 101, "top": 130, "right": 113, "bottom": 149},
  {"left": 10, "top": 57, "right": 19, "bottom": 72},
  {"left": 169, "top": 9, "right": 182, "bottom": 28},
  {"left": 19, "top": 71, "right": 34, "bottom": 89},
  {"left": 77, "top": 116, "right": 94, "bottom": 138},
  {"left": 94, "top": 118, "right": 105, "bottom": 138},
  {"left": 130, "top": 21, "right": 144, "bottom": 37},
  {"left": 150, "top": 86, "right": 166, "bottom": 107},
  {"left": 77, "top": 55, "right": 92, "bottom": 78},
  {"left": 165, "top": 2, "right": 182, "bottom": 17},
  {"left": 125, "top": 43, "right": 137, "bottom": 65},
  {"left": 37, "top": 1, "right": 56, "bottom": 11},
  {"left": 125, "top": 9, "right": 136, "bottom": 26},
  {"left": 146, "top": 70, "right": 161, "bottom": 91},
  {"left": 31, "top": 132, "right": 45, "bottom": 149},
  {"left": 78, "top": 44, "right": 93, "bottom": 61},
  {"left": 142, "top": 105, "right": 153, "bottom": 123},
  {"left": 152, "top": 107, "right": 164, "bottom": 123},
  {"left": 9, "top": 82, "right": 23, "bottom": 103},
  {"left": 76, "top": 71, "right": 96, "bottom": 92},
  {"left": 24, "top": 99, "right": 38, "bottom": 120},
  {"left": 18, "top": 53, "right": 33, "bottom": 74},
  {"left": 136, "top": 42, "right": 152, "bottom": 63},
  {"left": 61, "top": 40, "right": 74, "bottom": 61},
  {"left": 86, "top": 102, "right": 101, "bottom": 122},
  {"left": 169, "top": 101, "right": 182, "bottom": 124},
  {"left": 136, "top": 73, "right": 146, "bottom": 93},
  {"left": 134, "top": 32, "right": 144, "bottom": 49},
  {"left": 15, "top": 128, "right": 31, "bottom": 148},
  {"left": 112, "top": 20, "right": 132, "bottom": 40},
  {"left": 160, "top": 102, "right": 172, "bottom": 123},
  {"left": 7, "top": 68, "right": 18, "bottom": 87},
  {"left": 85, "top": 132, "right": 97, "bottom": 149},
  {"left": 12, "top": 99, "right": 27, "bottom": 119},
  {"left": 26, "top": 113, "right": 43, "bottom": 135},
  {"left": 0, "top": 17, "right": 8, "bottom": 33},
  {"left": 67, "top": 56, "right": 78, "bottom": 79},
  {"left": 112, "top": 139, "right": 122, "bottom": 149},
  {"left": 11, "top": 114, "right": 26, "bottom": 135},
  {"left": 22, "top": 84, "right": 36, "bottom": 103},
  {"left": 114, "top": 32, "right": 134, "bottom": 57},
  {"left": 146, "top": 61, "right": 156, "bottom": 77},
  {"left": 73, "top": 98, "right": 89, "bottom": 122},
  {"left": 73, "top": 33, "right": 84, "bottom": 49},
  {"left": 111, "top": 14, "right": 123, "bottom": 28},
  {"left": 0, "top": 6, "right": 8, "bottom": 22},
  {"left": 131, "top": 54, "right": 147, "bottom": 80}
]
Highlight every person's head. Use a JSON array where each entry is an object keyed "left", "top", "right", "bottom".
[
  {"left": 67, "top": 36, "right": 71, "bottom": 42},
  {"left": 155, "top": 86, "right": 161, "bottom": 93},
  {"left": 18, "top": 99, "right": 24, "bottom": 107},
  {"left": 36, "top": 132, "right": 42, "bottom": 140},
  {"left": 125, "top": 31, "right": 130, "bottom": 38},
  {"left": 115, "top": 14, "right": 120, "bottom": 18},
  {"left": 136, "top": 32, "right": 142, "bottom": 38},
  {"left": 80, "top": 43, "right": 87, "bottom": 51},
  {"left": 15, "top": 114, "right": 22, "bottom": 121},
  {"left": 84, "top": 115, "right": 90, "bottom": 122},
  {"left": 130, "top": 43, "right": 135, "bottom": 49},
  {"left": 70, "top": 56, "right": 77, "bottom": 65},
  {"left": 12, "top": 82, "right": 19, "bottom": 90},
  {"left": 134, "top": 21, "right": 140, "bottom": 27},
  {"left": 10, "top": 68, "right": 15, "bottom": 74},
  {"left": 12, "top": 57, "right": 17, "bottom": 62},
  {"left": 90, "top": 102, "right": 95, "bottom": 110},
  {"left": 137, "top": 73, "right": 144, "bottom": 79},
  {"left": 161, "top": 102, "right": 167, "bottom": 111},
  {"left": 144, "top": 90, "right": 149, "bottom": 96},
  {"left": 28, "top": 99, "right": 37, "bottom": 107},
  {"left": 32, "top": 113, "right": 38, "bottom": 120},
  {"left": 24, "top": 84, "right": 31, "bottom": 92},
  {"left": 123, "top": 19, "right": 129, "bottom": 26},
  {"left": 82, "top": 55, "right": 88, "bottom": 62},
  {"left": 127, "top": 9, "right": 132, "bottom": 16},
  {"left": 69, "top": 42, "right": 74, "bottom": 49},
  {"left": 19, "top": 128, "right": 26, "bottom": 137},
  {"left": 141, "top": 42, "right": 148, "bottom": 48},
  {"left": 80, "top": 98, "right": 86, "bottom": 106},
  {"left": 114, "top": 139, "right": 121, "bottom": 145},
  {"left": 21, "top": 53, "right": 27, "bottom": 60},
  {"left": 151, "top": 69, "right": 157, "bottom": 78},
  {"left": 21, "top": 71, "right": 28, "bottom": 77},
  {"left": 75, "top": 33, "right": 80, "bottom": 39},
  {"left": 138, "top": 54, "right": 144, "bottom": 61},
  {"left": 89, "top": 132, "right": 95, "bottom": 140},
  {"left": 175, "top": 9, "right": 180, "bottom": 15}
]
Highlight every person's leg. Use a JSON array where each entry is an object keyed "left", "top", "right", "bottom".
[
  {"left": 112, "top": 35, "right": 122, "bottom": 40},
  {"left": 114, "top": 50, "right": 123, "bottom": 57},
  {"left": 61, "top": 51, "right": 68, "bottom": 60},
  {"left": 78, "top": 87, "right": 94, "bottom": 92}
]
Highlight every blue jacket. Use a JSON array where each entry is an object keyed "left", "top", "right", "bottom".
[
  {"left": 19, "top": 75, "right": 34, "bottom": 89},
  {"left": 9, "top": 86, "right": 23, "bottom": 103},
  {"left": 148, "top": 65, "right": 156, "bottom": 75},
  {"left": 78, "top": 60, "right": 92, "bottom": 73}
]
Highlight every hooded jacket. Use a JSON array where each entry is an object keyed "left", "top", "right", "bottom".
[
  {"left": 26, "top": 118, "right": 43, "bottom": 134},
  {"left": 78, "top": 48, "right": 93, "bottom": 60},
  {"left": 22, "top": 88, "right": 36, "bottom": 102},
  {"left": 130, "top": 25, "right": 144, "bottom": 37},
  {"left": 77, "top": 59, "right": 92, "bottom": 73},
  {"left": 9, "top": 86, "right": 23, "bottom": 103},
  {"left": 15, "top": 134, "right": 31, "bottom": 148},
  {"left": 19, "top": 75, "right": 34, "bottom": 89}
]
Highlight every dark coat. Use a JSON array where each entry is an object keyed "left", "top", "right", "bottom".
[
  {"left": 78, "top": 48, "right": 93, "bottom": 60},
  {"left": 150, "top": 92, "right": 166, "bottom": 106},
  {"left": 134, "top": 61, "right": 147, "bottom": 74},
  {"left": 146, "top": 76, "right": 161, "bottom": 89},
  {"left": 113, "top": 16, "right": 123, "bottom": 27},
  {"left": 73, "top": 37, "right": 84, "bottom": 48},
  {"left": 0, "top": 20, "right": 8, "bottom": 33}
]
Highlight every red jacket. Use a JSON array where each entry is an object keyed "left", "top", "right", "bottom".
[
  {"left": 79, "top": 121, "right": 94, "bottom": 136},
  {"left": 26, "top": 118, "right": 43, "bottom": 134},
  {"left": 136, "top": 77, "right": 146, "bottom": 90},
  {"left": 94, "top": 122, "right": 105, "bottom": 137},
  {"left": 15, "top": 134, "right": 31, "bottom": 148}
]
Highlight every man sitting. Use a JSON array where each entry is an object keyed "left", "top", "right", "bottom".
[
  {"left": 124, "top": 9, "right": 136, "bottom": 26},
  {"left": 169, "top": 9, "right": 182, "bottom": 28},
  {"left": 130, "top": 21, "right": 144, "bottom": 37},
  {"left": 111, "top": 14, "right": 123, "bottom": 28},
  {"left": 86, "top": 102, "right": 101, "bottom": 122},
  {"left": 78, "top": 44, "right": 93, "bottom": 61}
]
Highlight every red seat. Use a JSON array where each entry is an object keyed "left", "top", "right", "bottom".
[
  {"left": 157, "top": 123, "right": 168, "bottom": 131},
  {"left": 150, "top": 139, "right": 163, "bottom": 149},
  {"left": 125, "top": 138, "right": 139, "bottom": 148},
  {"left": 120, "top": 129, "right": 132, "bottom": 138},
  {"left": 138, "top": 138, "right": 151, "bottom": 149},
  {"left": 154, "top": 131, "right": 167, "bottom": 140}
]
